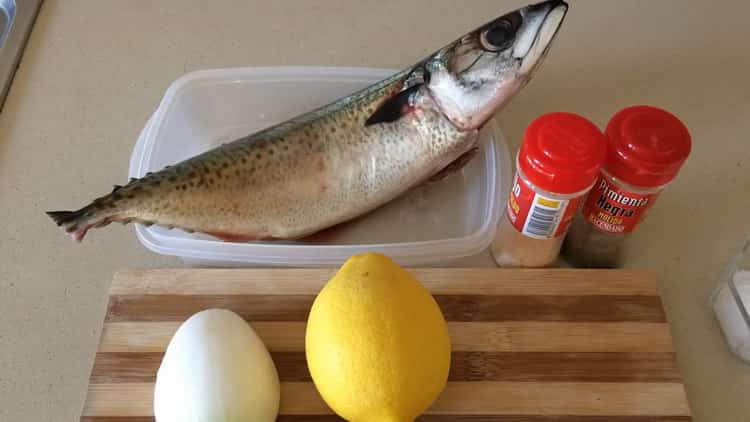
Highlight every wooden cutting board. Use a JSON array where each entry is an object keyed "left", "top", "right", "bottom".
[{"left": 81, "top": 268, "right": 691, "bottom": 421}]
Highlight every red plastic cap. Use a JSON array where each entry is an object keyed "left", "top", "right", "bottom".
[
  {"left": 518, "top": 112, "right": 607, "bottom": 194},
  {"left": 604, "top": 106, "right": 691, "bottom": 188}
]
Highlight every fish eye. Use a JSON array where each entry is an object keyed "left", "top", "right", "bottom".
[{"left": 481, "top": 20, "right": 515, "bottom": 52}]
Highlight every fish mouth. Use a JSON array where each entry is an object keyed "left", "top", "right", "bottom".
[{"left": 516, "top": 0, "right": 569, "bottom": 75}]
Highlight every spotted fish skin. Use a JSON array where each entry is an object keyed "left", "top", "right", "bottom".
[
  {"left": 48, "top": 1, "right": 568, "bottom": 242},
  {"left": 48, "top": 73, "right": 472, "bottom": 241}
]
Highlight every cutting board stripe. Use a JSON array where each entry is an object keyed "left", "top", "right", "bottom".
[
  {"left": 111, "top": 269, "right": 659, "bottom": 296},
  {"left": 90, "top": 351, "right": 681, "bottom": 383},
  {"left": 82, "top": 382, "right": 691, "bottom": 417},
  {"left": 82, "top": 416, "right": 693, "bottom": 422},
  {"left": 98, "top": 321, "right": 675, "bottom": 352},
  {"left": 104, "top": 294, "right": 666, "bottom": 322}
]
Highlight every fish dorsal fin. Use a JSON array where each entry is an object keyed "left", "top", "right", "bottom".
[{"left": 365, "top": 84, "right": 421, "bottom": 126}]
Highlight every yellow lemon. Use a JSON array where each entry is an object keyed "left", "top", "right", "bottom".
[{"left": 305, "top": 253, "right": 451, "bottom": 422}]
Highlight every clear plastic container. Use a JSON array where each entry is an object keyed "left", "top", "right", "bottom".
[
  {"left": 711, "top": 238, "right": 750, "bottom": 364},
  {"left": 129, "top": 67, "right": 511, "bottom": 267}
]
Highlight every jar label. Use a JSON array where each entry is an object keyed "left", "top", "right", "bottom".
[
  {"left": 581, "top": 174, "right": 659, "bottom": 233},
  {"left": 506, "top": 174, "right": 582, "bottom": 239}
]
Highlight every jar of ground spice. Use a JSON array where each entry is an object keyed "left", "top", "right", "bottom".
[
  {"left": 492, "top": 112, "right": 606, "bottom": 267},
  {"left": 563, "top": 105, "right": 692, "bottom": 268}
]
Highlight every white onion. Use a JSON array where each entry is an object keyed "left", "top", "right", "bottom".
[{"left": 154, "top": 309, "right": 280, "bottom": 422}]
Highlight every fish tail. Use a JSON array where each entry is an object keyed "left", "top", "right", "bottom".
[
  {"left": 47, "top": 175, "right": 159, "bottom": 241},
  {"left": 47, "top": 207, "right": 91, "bottom": 242},
  {"left": 46, "top": 210, "right": 83, "bottom": 227},
  {"left": 46, "top": 203, "right": 116, "bottom": 242}
]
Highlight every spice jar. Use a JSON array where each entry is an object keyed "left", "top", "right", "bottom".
[
  {"left": 492, "top": 112, "right": 606, "bottom": 267},
  {"left": 711, "top": 237, "right": 750, "bottom": 364},
  {"left": 563, "top": 106, "right": 692, "bottom": 268}
]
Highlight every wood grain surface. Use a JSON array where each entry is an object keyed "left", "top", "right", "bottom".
[{"left": 81, "top": 268, "right": 691, "bottom": 421}]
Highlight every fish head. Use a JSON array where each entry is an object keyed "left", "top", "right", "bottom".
[{"left": 424, "top": 0, "right": 568, "bottom": 131}]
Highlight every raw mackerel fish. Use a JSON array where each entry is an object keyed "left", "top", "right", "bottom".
[{"left": 48, "top": 0, "right": 568, "bottom": 242}]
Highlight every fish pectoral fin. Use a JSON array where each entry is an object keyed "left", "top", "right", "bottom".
[
  {"left": 429, "top": 147, "right": 480, "bottom": 182},
  {"left": 364, "top": 84, "right": 421, "bottom": 126}
]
